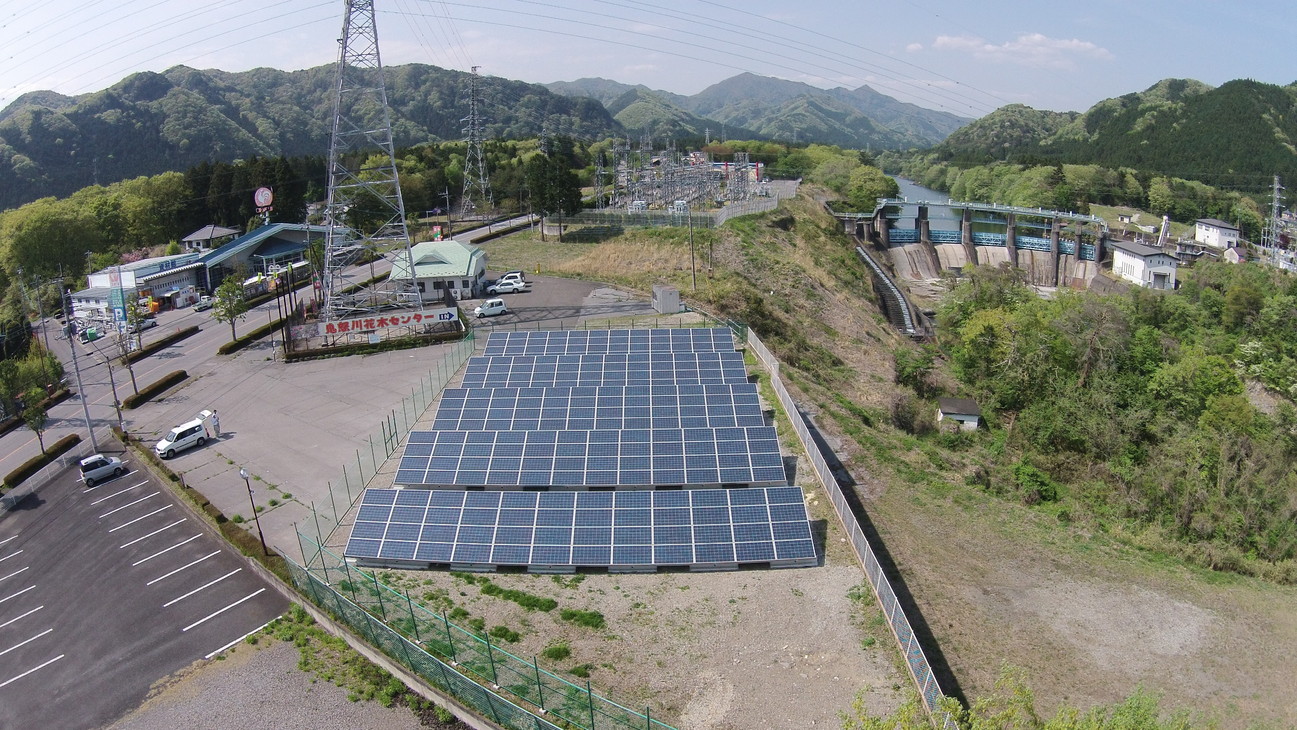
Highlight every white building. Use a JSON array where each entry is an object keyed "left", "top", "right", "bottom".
[
  {"left": 1194, "top": 218, "right": 1240, "bottom": 250},
  {"left": 388, "top": 240, "right": 487, "bottom": 302},
  {"left": 1109, "top": 239, "right": 1178, "bottom": 289}
]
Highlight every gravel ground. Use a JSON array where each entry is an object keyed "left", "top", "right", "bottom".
[{"left": 109, "top": 640, "right": 425, "bottom": 730}]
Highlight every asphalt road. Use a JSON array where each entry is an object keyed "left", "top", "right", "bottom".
[{"left": 0, "top": 455, "right": 287, "bottom": 730}]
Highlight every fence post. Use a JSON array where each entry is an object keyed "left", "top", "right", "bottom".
[
  {"left": 328, "top": 482, "right": 339, "bottom": 524},
  {"left": 406, "top": 594, "right": 420, "bottom": 641},
  {"left": 587, "top": 679, "right": 597, "bottom": 729},
  {"left": 371, "top": 572, "right": 387, "bottom": 620},
  {"left": 369, "top": 435, "right": 377, "bottom": 474},
  {"left": 485, "top": 631, "right": 500, "bottom": 686},
  {"left": 356, "top": 450, "right": 365, "bottom": 486},
  {"left": 533, "top": 655, "right": 546, "bottom": 710},
  {"left": 311, "top": 502, "right": 324, "bottom": 549},
  {"left": 443, "top": 612, "right": 458, "bottom": 663}
]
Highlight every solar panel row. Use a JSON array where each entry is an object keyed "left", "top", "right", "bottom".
[
  {"left": 345, "top": 486, "right": 816, "bottom": 568},
  {"left": 482, "top": 327, "right": 734, "bottom": 357},
  {"left": 432, "top": 383, "right": 765, "bottom": 432},
  {"left": 460, "top": 351, "right": 749, "bottom": 389},
  {"left": 395, "top": 427, "right": 787, "bottom": 487}
]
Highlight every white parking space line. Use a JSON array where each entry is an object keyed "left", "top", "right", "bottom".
[
  {"left": 0, "top": 535, "right": 16, "bottom": 546},
  {"left": 0, "top": 628, "right": 53, "bottom": 658},
  {"left": 0, "top": 549, "right": 23, "bottom": 562},
  {"left": 0, "top": 654, "right": 65, "bottom": 689},
  {"left": 83, "top": 471, "right": 138, "bottom": 493},
  {"left": 0, "top": 585, "right": 35, "bottom": 605},
  {"left": 90, "top": 480, "right": 148, "bottom": 505},
  {"left": 108, "top": 505, "right": 172, "bottom": 532},
  {"left": 0, "top": 605, "right": 42, "bottom": 629},
  {"left": 119, "top": 519, "right": 188, "bottom": 549},
  {"left": 98, "top": 492, "right": 159, "bottom": 519},
  {"left": 163, "top": 569, "right": 241, "bottom": 608},
  {"left": 131, "top": 535, "right": 202, "bottom": 567},
  {"left": 0, "top": 567, "right": 29, "bottom": 584},
  {"left": 182, "top": 589, "right": 265, "bottom": 632},
  {"left": 204, "top": 616, "right": 280, "bottom": 659},
  {"left": 147, "top": 551, "right": 221, "bottom": 586}
]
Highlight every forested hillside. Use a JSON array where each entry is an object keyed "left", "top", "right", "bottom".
[
  {"left": 927, "top": 78, "right": 1297, "bottom": 193},
  {"left": 930, "top": 263, "right": 1297, "bottom": 579},
  {"left": 0, "top": 63, "right": 620, "bottom": 210}
]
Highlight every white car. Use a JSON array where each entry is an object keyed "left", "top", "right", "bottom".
[
  {"left": 487, "top": 279, "right": 529, "bottom": 295},
  {"left": 128, "top": 318, "right": 158, "bottom": 334},
  {"left": 194, "top": 296, "right": 214, "bottom": 311},
  {"left": 155, "top": 409, "right": 216, "bottom": 458},
  {"left": 473, "top": 298, "right": 509, "bottom": 318}
]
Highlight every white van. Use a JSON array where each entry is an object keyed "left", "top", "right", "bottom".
[{"left": 155, "top": 409, "right": 216, "bottom": 458}]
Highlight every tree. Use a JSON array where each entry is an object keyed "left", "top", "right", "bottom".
[
  {"left": 845, "top": 166, "right": 900, "bottom": 211},
  {"left": 21, "top": 386, "right": 49, "bottom": 453},
  {"left": 211, "top": 276, "right": 249, "bottom": 341},
  {"left": 525, "top": 150, "right": 582, "bottom": 242}
]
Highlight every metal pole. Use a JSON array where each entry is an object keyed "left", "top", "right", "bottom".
[
  {"left": 97, "top": 349, "right": 124, "bottom": 432},
  {"left": 64, "top": 289, "right": 99, "bottom": 452},
  {"left": 689, "top": 210, "right": 696, "bottom": 291},
  {"left": 240, "top": 468, "right": 268, "bottom": 554}
]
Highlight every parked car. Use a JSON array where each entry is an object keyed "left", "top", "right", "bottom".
[
  {"left": 155, "top": 409, "right": 216, "bottom": 458},
  {"left": 473, "top": 298, "right": 509, "bottom": 318},
  {"left": 193, "top": 296, "right": 214, "bottom": 311},
  {"left": 487, "top": 279, "right": 529, "bottom": 295},
  {"left": 79, "top": 454, "right": 126, "bottom": 487},
  {"left": 127, "top": 318, "right": 158, "bottom": 334},
  {"left": 498, "top": 270, "right": 526, "bottom": 284}
]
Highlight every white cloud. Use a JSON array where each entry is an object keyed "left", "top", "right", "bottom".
[
  {"left": 933, "top": 33, "right": 1112, "bottom": 69},
  {"left": 906, "top": 42, "right": 923, "bottom": 53}
]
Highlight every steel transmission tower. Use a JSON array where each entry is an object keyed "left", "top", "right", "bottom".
[
  {"left": 460, "top": 66, "right": 493, "bottom": 219},
  {"left": 321, "top": 0, "right": 421, "bottom": 325}
]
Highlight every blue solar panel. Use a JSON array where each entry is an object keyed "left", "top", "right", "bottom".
[
  {"left": 395, "top": 426, "right": 785, "bottom": 488},
  {"left": 345, "top": 486, "right": 816, "bottom": 570},
  {"left": 482, "top": 328, "right": 735, "bottom": 357}
]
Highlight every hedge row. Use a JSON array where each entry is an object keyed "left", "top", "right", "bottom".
[
  {"left": 2, "top": 433, "right": 82, "bottom": 489},
  {"left": 125, "top": 325, "right": 200, "bottom": 364},
  {"left": 217, "top": 318, "right": 286, "bottom": 355},
  {"left": 283, "top": 327, "right": 466, "bottom": 362},
  {"left": 121, "top": 370, "right": 188, "bottom": 409}
]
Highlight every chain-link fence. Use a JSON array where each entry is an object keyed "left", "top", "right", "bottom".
[
  {"left": 745, "top": 331, "right": 957, "bottom": 728},
  {"left": 1, "top": 441, "right": 94, "bottom": 515},
  {"left": 290, "top": 538, "right": 674, "bottom": 730},
  {"left": 297, "top": 335, "right": 477, "bottom": 546}
]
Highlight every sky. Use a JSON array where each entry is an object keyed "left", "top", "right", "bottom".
[{"left": 1, "top": 0, "right": 1293, "bottom": 120}]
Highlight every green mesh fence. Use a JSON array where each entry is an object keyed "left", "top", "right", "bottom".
[{"left": 289, "top": 539, "right": 674, "bottom": 730}]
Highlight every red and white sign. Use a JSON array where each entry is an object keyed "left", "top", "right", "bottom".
[{"left": 291, "top": 307, "right": 458, "bottom": 339}]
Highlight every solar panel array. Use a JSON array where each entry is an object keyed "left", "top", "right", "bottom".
[
  {"left": 432, "top": 383, "right": 765, "bottom": 432},
  {"left": 460, "top": 351, "right": 750, "bottom": 389},
  {"left": 395, "top": 427, "right": 787, "bottom": 487},
  {"left": 355, "top": 327, "right": 815, "bottom": 572},
  {"left": 344, "top": 486, "right": 816, "bottom": 570},
  {"left": 482, "top": 327, "right": 735, "bottom": 357}
]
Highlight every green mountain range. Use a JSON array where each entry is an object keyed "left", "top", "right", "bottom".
[
  {"left": 0, "top": 63, "right": 620, "bottom": 211},
  {"left": 547, "top": 72, "right": 969, "bottom": 149},
  {"left": 931, "top": 78, "right": 1297, "bottom": 189}
]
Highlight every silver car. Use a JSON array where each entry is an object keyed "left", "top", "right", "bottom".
[{"left": 79, "top": 454, "right": 126, "bottom": 487}]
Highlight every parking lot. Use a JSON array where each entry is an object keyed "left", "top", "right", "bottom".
[{"left": 0, "top": 456, "right": 287, "bottom": 730}]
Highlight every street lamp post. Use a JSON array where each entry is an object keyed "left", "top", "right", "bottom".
[{"left": 240, "top": 467, "right": 269, "bottom": 555}]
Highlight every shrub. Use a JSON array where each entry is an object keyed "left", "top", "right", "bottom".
[
  {"left": 2, "top": 433, "right": 81, "bottom": 488},
  {"left": 559, "top": 609, "right": 605, "bottom": 629},
  {"left": 541, "top": 643, "right": 572, "bottom": 661},
  {"left": 122, "top": 370, "right": 189, "bottom": 409}
]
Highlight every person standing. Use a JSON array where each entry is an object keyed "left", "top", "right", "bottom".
[{"left": 212, "top": 409, "right": 220, "bottom": 438}]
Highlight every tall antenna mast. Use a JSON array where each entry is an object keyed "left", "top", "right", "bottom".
[
  {"left": 321, "top": 0, "right": 421, "bottom": 326},
  {"left": 460, "top": 66, "right": 493, "bottom": 219}
]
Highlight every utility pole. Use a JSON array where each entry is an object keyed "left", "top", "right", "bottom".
[
  {"left": 64, "top": 289, "right": 99, "bottom": 452},
  {"left": 688, "top": 205, "right": 696, "bottom": 292},
  {"left": 442, "top": 188, "right": 454, "bottom": 238}
]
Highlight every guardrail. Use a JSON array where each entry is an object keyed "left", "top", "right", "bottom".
[{"left": 745, "top": 331, "right": 956, "bottom": 728}]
